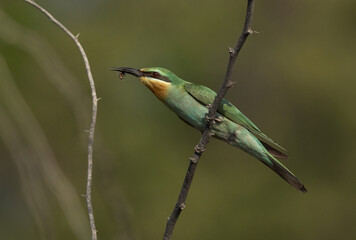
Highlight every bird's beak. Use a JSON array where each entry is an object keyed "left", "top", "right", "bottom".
[{"left": 110, "top": 67, "right": 143, "bottom": 77}]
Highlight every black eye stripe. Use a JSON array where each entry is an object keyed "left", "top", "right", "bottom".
[{"left": 142, "top": 71, "right": 171, "bottom": 82}]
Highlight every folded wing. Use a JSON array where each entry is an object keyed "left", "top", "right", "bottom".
[{"left": 184, "top": 83, "right": 287, "bottom": 159}]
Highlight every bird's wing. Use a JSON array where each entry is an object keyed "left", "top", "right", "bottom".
[{"left": 184, "top": 83, "right": 288, "bottom": 157}]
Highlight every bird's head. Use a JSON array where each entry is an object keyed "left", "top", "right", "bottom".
[
  {"left": 111, "top": 67, "right": 187, "bottom": 101},
  {"left": 111, "top": 67, "right": 185, "bottom": 85}
]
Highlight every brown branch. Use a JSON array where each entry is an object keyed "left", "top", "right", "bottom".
[
  {"left": 163, "top": 1, "right": 256, "bottom": 239},
  {"left": 23, "top": 1, "right": 99, "bottom": 240}
]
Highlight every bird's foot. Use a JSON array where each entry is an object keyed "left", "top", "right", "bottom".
[
  {"left": 214, "top": 117, "right": 223, "bottom": 123},
  {"left": 205, "top": 114, "right": 216, "bottom": 126}
]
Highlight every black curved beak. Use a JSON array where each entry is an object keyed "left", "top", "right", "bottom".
[{"left": 110, "top": 67, "right": 143, "bottom": 77}]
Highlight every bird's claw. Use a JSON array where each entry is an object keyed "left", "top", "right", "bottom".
[
  {"left": 205, "top": 114, "right": 223, "bottom": 126},
  {"left": 214, "top": 117, "right": 223, "bottom": 123},
  {"left": 205, "top": 114, "right": 215, "bottom": 125}
]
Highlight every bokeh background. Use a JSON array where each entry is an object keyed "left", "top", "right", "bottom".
[{"left": 1, "top": 0, "right": 355, "bottom": 239}]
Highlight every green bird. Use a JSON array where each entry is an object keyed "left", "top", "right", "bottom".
[{"left": 112, "top": 67, "right": 307, "bottom": 193}]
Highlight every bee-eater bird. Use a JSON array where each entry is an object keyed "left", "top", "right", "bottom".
[{"left": 112, "top": 67, "right": 307, "bottom": 193}]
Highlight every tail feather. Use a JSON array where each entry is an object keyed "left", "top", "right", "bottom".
[
  {"left": 261, "top": 142, "right": 288, "bottom": 159},
  {"left": 263, "top": 153, "right": 307, "bottom": 193}
]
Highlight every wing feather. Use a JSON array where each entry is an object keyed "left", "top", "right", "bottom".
[{"left": 184, "top": 83, "right": 287, "bottom": 157}]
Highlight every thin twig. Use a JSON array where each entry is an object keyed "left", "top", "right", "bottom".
[
  {"left": 163, "top": 1, "right": 256, "bottom": 239},
  {"left": 23, "top": 1, "right": 99, "bottom": 240}
]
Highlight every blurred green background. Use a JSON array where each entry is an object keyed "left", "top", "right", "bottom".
[{"left": 1, "top": 0, "right": 355, "bottom": 239}]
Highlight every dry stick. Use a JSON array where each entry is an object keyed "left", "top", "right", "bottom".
[
  {"left": 23, "top": 1, "right": 99, "bottom": 240},
  {"left": 163, "top": 1, "right": 256, "bottom": 239}
]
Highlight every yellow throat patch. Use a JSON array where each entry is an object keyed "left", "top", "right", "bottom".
[{"left": 139, "top": 76, "right": 171, "bottom": 101}]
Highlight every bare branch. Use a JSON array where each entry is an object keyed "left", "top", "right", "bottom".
[
  {"left": 23, "top": 1, "right": 99, "bottom": 239},
  {"left": 163, "top": 1, "right": 256, "bottom": 239}
]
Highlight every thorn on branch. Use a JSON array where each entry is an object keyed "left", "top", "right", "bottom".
[
  {"left": 189, "top": 157, "right": 198, "bottom": 164},
  {"left": 253, "top": 30, "right": 260, "bottom": 34},
  {"left": 194, "top": 145, "right": 206, "bottom": 154},
  {"left": 228, "top": 47, "right": 235, "bottom": 54},
  {"left": 247, "top": 28, "right": 254, "bottom": 35},
  {"left": 75, "top": 33, "right": 80, "bottom": 39},
  {"left": 227, "top": 81, "right": 236, "bottom": 89},
  {"left": 179, "top": 203, "right": 186, "bottom": 210}
]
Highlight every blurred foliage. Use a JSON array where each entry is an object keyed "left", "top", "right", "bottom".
[{"left": 1, "top": 0, "right": 356, "bottom": 239}]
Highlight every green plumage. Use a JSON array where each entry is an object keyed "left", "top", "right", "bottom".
[
  {"left": 184, "top": 84, "right": 288, "bottom": 155},
  {"left": 112, "top": 67, "right": 307, "bottom": 193}
]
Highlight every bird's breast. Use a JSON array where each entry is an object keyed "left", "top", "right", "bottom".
[{"left": 164, "top": 87, "right": 208, "bottom": 130}]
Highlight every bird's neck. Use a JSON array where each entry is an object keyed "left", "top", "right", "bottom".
[{"left": 140, "top": 77, "right": 171, "bottom": 101}]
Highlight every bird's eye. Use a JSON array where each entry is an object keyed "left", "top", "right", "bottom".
[{"left": 151, "top": 72, "right": 160, "bottom": 78}]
